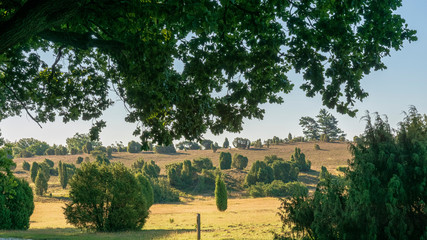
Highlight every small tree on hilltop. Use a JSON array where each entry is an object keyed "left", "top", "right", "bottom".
[
  {"left": 223, "top": 138, "right": 229, "bottom": 148},
  {"left": 215, "top": 175, "right": 228, "bottom": 212},
  {"left": 219, "top": 152, "right": 232, "bottom": 170}
]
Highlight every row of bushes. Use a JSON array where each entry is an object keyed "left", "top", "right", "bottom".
[{"left": 248, "top": 181, "right": 308, "bottom": 198}]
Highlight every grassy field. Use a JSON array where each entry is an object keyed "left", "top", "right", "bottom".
[{"left": 1, "top": 142, "right": 352, "bottom": 239}]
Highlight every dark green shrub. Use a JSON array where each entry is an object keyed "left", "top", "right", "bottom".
[
  {"left": 44, "top": 158, "right": 54, "bottom": 168},
  {"left": 336, "top": 166, "right": 348, "bottom": 173},
  {"left": 150, "top": 177, "right": 180, "bottom": 203},
  {"left": 166, "top": 163, "right": 183, "bottom": 187},
  {"left": 35, "top": 170, "right": 48, "bottom": 196},
  {"left": 215, "top": 176, "right": 227, "bottom": 211},
  {"left": 192, "top": 158, "right": 214, "bottom": 172},
  {"left": 38, "top": 162, "right": 51, "bottom": 181},
  {"left": 142, "top": 160, "right": 160, "bottom": 178},
  {"left": 136, "top": 174, "right": 154, "bottom": 209},
  {"left": 219, "top": 152, "right": 232, "bottom": 170},
  {"left": 154, "top": 145, "right": 176, "bottom": 154},
  {"left": 131, "top": 159, "right": 145, "bottom": 171},
  {"left": 271, "top": 160, "right": 299, "bottom": 183},
  {"left": 22, "top": 161, "right": 30, "bottom": 171},
  {"left": 248, "top": 182, "right": 266, "bottom": 197},
  {"left": 96, "top": 155, "right": 110, "bottom": 165},
  {"left": 166, "top": 160, "right": 196, "bottom": 189},
  {"left": 181, "top": 160, "right": 196, "bottom": 186},
  {"left": 0, "top": 177, "right": 34, "bottom": 230},
  {"left": 127, "top": 141, "right": 141, "bottom": 153},
  {"left": 194, "top": 169, "right": 217, "bottom": 193},
  {"left": 290, "top": 148, "right": 311, "bottom": 172},
  {"left": 265, "top": 180, "right": 288, "bottom": 197},
  {"left": 76, "top": 156, "right": 84, "bottom": 164},
  {"left": 0, "top": 150, "right": 34, "bottom": 230},
  {"left": 59, "top": 161, "right": 76, "bottom": 189},
  {"left": 231, "top": 154, "right": 248, "bottom": 170},
  {"left": 314, "top": 144, "right": 320, "bottom": 150},
  {"left": 245, "top": 160, "right": 274, "bottom": 186},
  {"left": 284, "top": 181, "right": 308, "bottom": 197},
  {"left": 30, "top": 162, "right": 39, "bottom": 183},
  {"left": 64, "top": 162, "right": 150, "bottom": 231},
  {"left": 49, "top": 168, "right": 58, "bottom": 176},
  {"left": 277, "top": 110, "right": 427, "bottom": 239}
]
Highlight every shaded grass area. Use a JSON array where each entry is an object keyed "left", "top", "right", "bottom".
[{"left": 0, "top": 228, "right": 194, "bottom": 240}]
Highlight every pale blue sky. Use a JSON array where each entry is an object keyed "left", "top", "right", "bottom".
[{"left": 1, "top": 0, "right": 426, "bottom": 146}]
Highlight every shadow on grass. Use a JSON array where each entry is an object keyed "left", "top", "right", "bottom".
[
  {"left": 0, "top": 228, "right": 194, "bottom": 240},
  {"left": 155, "top": 152, "right": 189, "bottom": 156}
]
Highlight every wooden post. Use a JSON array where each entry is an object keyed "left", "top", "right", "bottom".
[{"left": 197, "top": 213, "right": 201, "bottom": 240}]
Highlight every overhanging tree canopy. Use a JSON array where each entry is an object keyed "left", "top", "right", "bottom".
[{"left": 0, "top": 0, "right": 416, "bottom": 148}]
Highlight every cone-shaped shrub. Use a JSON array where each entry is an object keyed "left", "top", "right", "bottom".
[{"left": 215, "top": 176, "right": 227, "bottom": 212}]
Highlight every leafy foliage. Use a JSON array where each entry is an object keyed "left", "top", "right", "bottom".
[
  {"left": 136, "top": 174, "right": 154, "bottom": 209},
  {"left": 192, "top": 158, "right": 214, "bottom": 173},
  {"left": 22, "top": 161, "right": 30, "bottom": 171},
  {"left": 150, "top": 177, "right": 180, "bottom": 203},
  {"left": 219, "top": 152, "right": 232, "bottom": 170},
  {"left": 231, "top": 154, "right": 248, "bottom": 170},
  {"left": 290, "top": 148, "right": 311, "bottom": 172},
  {"left": 30, "top": 162, "right": 39, "bottom": 183},
  {"left": 249, "top": 181, "right": 308, "bottom": 198},
  {"left": 0, "top": 149, "right": 34, "bottom": 230},
  {"left": 0, "top": 1, "right": 416, "bottom": 146},
  {"left": 166, "top": 160, "right": 197, "bottom": 189},
  {"left": 277, "top": 108, "right": 427, "bottom": 240},
  {"left": 127, "top": 140, "right": 141, "bottom": 153},
  {"left": 66, "top": 133, "right": 100, "bottom": 154},
  {"left": 245, "top": 160, "right": 274, "bottom": 186},
  {"left": 299, "top": 109, "right": 346, "bottom": 141},
  {"left": 215, "top": 176, "right": 227, "bottom": 212},
  {"left": 154, "top": 145, "right": 176, "bottom": 154},
  {"left": 35, "top": 170, "right": 48, "bottom": 196},
  {"left": 64, "top": 162, "right": 150, "bottom": 232}
]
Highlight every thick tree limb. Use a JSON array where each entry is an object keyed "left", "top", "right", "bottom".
[
  {"left": 38, "top": 30, "right": 125, "bottom": 52},
  {"left": 0, "top": 0, "right": 80, "bottom": 54}
]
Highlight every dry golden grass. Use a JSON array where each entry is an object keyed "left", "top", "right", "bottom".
[{"left": 4, "top": 142, "right": 352, "bottom": 239}]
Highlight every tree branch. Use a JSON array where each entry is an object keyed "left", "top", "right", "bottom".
[
  {"left": 38, "top": 30, "right": 125, "bottom": 52},
  {"left": 0, "top": 0, "right": 79, "bottom": 54},
  {"left": 1, "top": 80, "right": 42, "bottom": 128}
]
